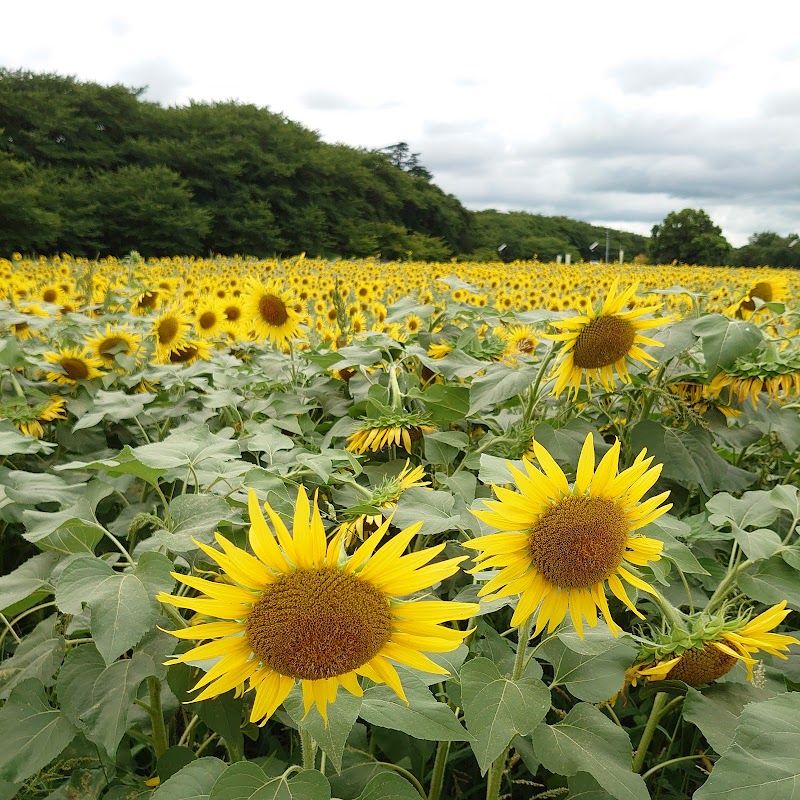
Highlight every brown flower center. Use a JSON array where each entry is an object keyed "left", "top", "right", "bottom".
[
  {"left": 98, "top": 336, "right": 129, "bottom": 361},
  {"left": 245, "top": 567, "right": 392, "bottom": 679},
  {"left": 258, "top": 294, "right": 289, "bottom": 327},
  {"left": 42, "top": 288, "right": 58, "bottom": 303},
  {"left": 60, "top": 358, "right": 90, "bottom": 380},
  {"left": 137, "top": 291, "right": 159, "bottom": 310},
  {"left": 572, "top": 316, "right": 636, "bottom": 369},
  {"left": 157, "top": 317, "right": 180, "bottom": 345},
  {"left": 529, "top": 496, "right": 629, "bottom": 588},
  {"left": 169, "top": 345, "right": 199, "bottom": 363},
  {"left": 198, "top": 311, "right": 218, "bottom": 330},
  {"left": 665, "top": 644, "right": 738, "bottom": 686},
  {"left": 224, "top": 305, "right": 241, "bottom": 322}
]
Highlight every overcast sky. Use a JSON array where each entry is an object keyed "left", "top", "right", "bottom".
[{"left": 5, "top": 1, "right": 800, "bottom": 246}]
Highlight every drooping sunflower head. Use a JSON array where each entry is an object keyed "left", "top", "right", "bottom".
[
  {"left": 158, "top": 487, "right": 477, "bottom": 725},
  {"left": 708, "top": 351, "right": 800, "bottom": 409},
  {"left": 548, "top": 281, "right": 670, "bottom": 398},
  {"left": 466, "top": 432, "right": 671, "bottom": 637},
  {"left": 668, "top": 379, "right": 742, "bottom": 421},
  {"left": 346, "top": 411, "right": 437, "bottom": 455},
  {"left": 84, "top": 324, "right": 142, "bottom": 368},
  {"left": 0, "top": 393, "right": 67, "bottom": 438},
  {"left": 629, "top": 601, "right": 798, "bottom": 687},
  {"left": 246, "top": 280, "right": 303, "bottom": 346},
  {"left": 727, "top": 276, "right": 788, "bottom": 319},
  {"left": 42, "top": 346, "right": 105, "bottom": 385}
]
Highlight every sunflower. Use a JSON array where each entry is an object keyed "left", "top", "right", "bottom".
[
  {"left": 43, "top": 346, "right": 105, "bottom": 385},
  {"left": 158, "top": 487, "right": 476, "bottom": 724},
  {"left": 9, "top": 303, "right": 49, "bottom": 340},
  {"left": 246, "top": 280, "right": 302, "bottom": 346},
  {"left": 500, "top": 324, "right": 539, "bottom": 366},
  {"left": 549, "top": 281, "right": 669, "bottom": 398},
  {"left": 708, "top": 354, "right": 800, "bottom": 408},
  {"left": 0, "top": 393, "right": 67, "bottom": 438},
  {"left": 668, "top": 380, "right": 742, "bottom": 419},
  {"left": 466, "top": 433, "right": 671, "bottom": 637},
  {"left": 630, "top": 602, "right": 798, "bottom": 686},
  {"left": 84, "top": 324, "right": 142, "bottom": 368},
  {"left": 346, "top": 411, "right": 437, "bottom": 455},
  {"left": 194, "top": 298, "right": 226, "bottom": 338},
  {"left": 426, "top": 342, "right": 453, "bottom": 360},
  {"left": 151, "top": 304, "right": 193, "bottom": 363},
  {"left": 167, "top": 338, "right": 213, "bottom": 365},
  {"left": 335, "top": 462, "right": 430, "bottom": 547},
  {"left": 727, "top": 276, "right": 788, "bottom": 319}
]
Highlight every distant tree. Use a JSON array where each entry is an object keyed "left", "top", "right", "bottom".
[
  {"left": 732, "top": 231, "right": 800, "bottom": 268},
  {"left": 649, "top": 208, "right": 731, "bottom": 264},
  {"left": 380, "top": 142, "right": 433, "bottom": 180}
]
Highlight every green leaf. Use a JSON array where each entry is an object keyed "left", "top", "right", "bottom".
[
  {"left": 135, "top": 551, "right": 177, "bottom": 598},
  {"left": 568, "top": 773, "right": 618, "bottom": 799},
  {"left": 355, "top": 772, "right": 422, "bottom": 800},
  {"left": 56, "top": 445, "right": 166, "bottom": 486},
  {"left": 133, "top": 426, "right": 239, "bottom": 470},
  {"left": 460, "top": 657, "right": 550, "bottom": 774},
  {"left": 195, "top": 692, "right": 244, "bottom": 761},
  {"left": 537, "top": 624, "right": 637, "bottom": 703},
  {"left": 477, "top": 454, "right": 523, "bottom": 487},
  {"left": 209, "top": 763, "right": 330, "bottom": 800},
  {"left": 692, "top": 315, "right": 762, "bottom": 378},
  {"left": 749, "top": 403, "right": 800, "bottom": 453},
  {"left": 737, "top": 556, "right": 800, "bottom": 608},
  {"left": 468, "top": 363, "right": 537, "bottom": 415},
  {"left": 631, "top": 421, "right": 756, "bottom": 496},
  {"left": 707, "top": 491, "right": 779, "bottom": 531},
  {"left": 57, "top": 645, "right": 157, "bottom": 756},
  {"left": 392, "top": 488, "right": 460, "bottom": 536},
  {"left": 55, "top": 556, "right": 120, "bottom": 614},
  {"left": 151, "top": 757, "right": 226, "bottom": 800},
  {"left": 0, "top": 679, "right": 78, "bottom": 784},
  {"left": 160, "top": 493, "right": 235, "bottom": 551},
  {"left": 424, "top": 430, "right": 470, "bottom": 465},
  {"left": 420, "top": 385, "right": 471, "bottom": 425},
  {"left": 0, "top": 617, "right": 65, "bottom": 700},
  {"left": 359, "top": 668, "right": 470, "bottom": 742},
  {"left": 285, "top": 685, "right": 361, "bottom": 773},
  {"left": 694, "top": 693, "right": 800, "bottom": 799},
  {"left": 533, "top": 420, "right": 606, "bottom": 466},
  {"left": 0, "top": 422, "right": 56, "bottom": 455},
  {"left": 22, "top": 498, "right": 107, "bottom": 554},
  {"left": 157, "top": 747, "right": 197, "bottom": 782},
  {"left": 645, "top": 516, "right": 709, "bottom": 576},
  {"left": 772, "top": 485, "right": 800, "bottom": 520},
  {"left": 246, "top": 427, "right": 295, "bottom": 462},
  {"left": 683, "top": 684, "right": 777, "bottom": 754},
  {"left": 0, "top": 551, "right": 61, "bottom": 614},
  {"left": 648, "top": 317, "right": 698, "bottom": 361},
  {"left": 72, "top": 390, "right": 156, "bottom": 431},
  {"left": 532, "top": 703, "right": 648, "bottom": 800}
]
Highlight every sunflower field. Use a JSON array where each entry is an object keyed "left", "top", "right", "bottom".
[{"left": 1, "top": 251, "right": 799, "bottom": 800}]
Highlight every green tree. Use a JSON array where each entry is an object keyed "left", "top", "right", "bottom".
[
  {"left": 732, "top": 231, "right": 800, "bottom": 268},
  {"left": 649, "top": 208, "right": 731, "bottom": 264}
]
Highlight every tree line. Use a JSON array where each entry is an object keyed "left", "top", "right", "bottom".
[{"left": 0, "top": 69, "right": 796, "bottom": 266}]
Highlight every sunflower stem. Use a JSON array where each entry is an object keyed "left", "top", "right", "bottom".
[
  {"left": 641, "top": 753, "right": 710, "bottom": 781},
  {"left": 388, "top": 364, "right": 403, "bottom": 412},
  {"left": 704, "top": 559, "right": 752, "bottom": 614},
  {"left": 649, "top": 590, "right": 685, "bottom": 631},
  {"left": 522, "top": 344, "right": 558, "bottom": 424},
  {"left": 147, "top": 677, "right": 169, "bottom": 759},
  {"left": 428, "top": 738, "right": 451, "bottom": 800},
  {"left": 8, "top": 371, "right": 26, "bottom": 399},
  {"left": 300, "top": 727, "right": 317, "bottom": 771},
  {"left": 632, "top": 691, "right": 668, "bottom": 773},
  {"left": 639, "top": 364, "right": 667, "bottom": 422}
]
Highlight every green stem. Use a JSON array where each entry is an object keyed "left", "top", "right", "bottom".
[
  {"left": 300, "top": 727, "right": 316, "bottom": 771},
  {"left": 632, "top": 691, "right": 668, "bottom": 773},
  {"left": 641, "top": 753, "right": 709, "bottom": 781},
  {"left": 428, "top": 739, "right": 451, "bottom": 800},
  {"left": 639, "top": 363, "right": 667, "bottom": 422},
  {"left": 649, "top": 589, "right": 686, "bottom": 630},
  {"left": 147, "top": 677, "right": 169, "bottom": 759},
  {"left": 0, "top": 612, "right": 21, "bottom": 644},
  {"left": 485, "top": 616, "right": 535, "bottom": 800},
  {"left": 704, "top": 559, "right": 753, "bottom": 614},
  {"left": 8, "top": 372, "right": 26, "bottom": 399},
  {"left": 521, "top": 344, "right": 558, "bottom": 424}
]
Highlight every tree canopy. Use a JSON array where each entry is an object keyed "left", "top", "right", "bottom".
[{"left": 649, "top": 208, "right": 732, "bottom": 265}]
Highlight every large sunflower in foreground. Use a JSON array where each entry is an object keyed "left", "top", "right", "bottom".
[
  {"left": 466, "top": 432, "right": 671, "bottom": 637},
  {"left": 159, "top": 488, "right": 476, "bottom": 724},
  {"left": 549, "top": 281, "right": 668, "bottom": 398},
  {"left": 245, "top": 280, "right": 303, "bottom": 346},
  {"left": 629, "top": 601, "right": 798, "bottom": 687},
  {"left": 43, "top": 346, "right": 105, "bottom": 385}
]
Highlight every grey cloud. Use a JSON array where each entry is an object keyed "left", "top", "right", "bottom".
[
  {"left": 762, "top": 90, "right": 800, "bottom": 117},
  {"left": 611, "top": 58, "right": 720, "bottom": 94},
  {"left": 118, "top": 59, "right": 191, "bottom": 105},
  {"left": 301, "top": 90, "right": 362, "bottom": 111}
]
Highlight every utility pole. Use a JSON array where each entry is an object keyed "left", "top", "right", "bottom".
[{"left": 605, "top": 229, "right": 610, "bottom": 264}]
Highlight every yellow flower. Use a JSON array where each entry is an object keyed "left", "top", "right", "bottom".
[
  {"left": 84, "top": 324, "right": 142, "bottom": 368},
  {"left": 346, "top": 414, "right": 436, "bottom": 455},
  {"left": 0, "top": 394, "right": 67, "bottom": 438},
  {"left": 549, "top": 281, "right": 668, "bottom": 397},
  {"left": 43, "top": 346, "right": 105, "bottom": 385},
  {"left": 634, "top": 602, "right": 798, "bottom": 685},
  {"left": 246, "top": 280, "right": 302, "bottom": 346},
  {"left": 167, "top": 338, "right": 213, "bottom": 365},
  {"left": 151, "top": 305, "right": 193, "bottom": 363},
  {"left": 726, "top": 276, "right": 788, "bottom": 319},
  {"left": 466, "top": 433, "right": 670, "bottom": 637},
  {"left": 159, "top": 487, "right": 476, "bottom": 725}
]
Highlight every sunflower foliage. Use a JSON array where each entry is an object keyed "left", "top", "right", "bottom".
[{"left": 0, "top": 253, "right": 799, "bottom": 800}]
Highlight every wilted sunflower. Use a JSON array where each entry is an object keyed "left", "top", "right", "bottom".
[
  {"left": 630, "top": 601, "right": 798, "bottom": 686},
  {"left": 668, "top": 380, "right": 741, "bottom": 419},
  {"left": 708, "top": 353, "right": 800, "bottom": 408},
  {"left": 466, "top": 433, "right": 670, "bottom": 637},
  {"left": 84, "top": 324, "right": 142, "bottom": 368},
  {"left": 43, "top": 346, "right": 105, "bottom": 385},
  {"left": 346, "top": 411, "right": 436, "bottom": 455},
  {"left": 246, "top": 280, "right": 302, "bottom": 346},
  {"left": 0, "top": 393, "right": 67, "bottom": 438},
  {"left": 549, "top": 281, "right": 668, "bottom": 398},
  {"left": 335, "top": 462, "right": 429, "bottom": 547},
  {"left": 159, "top": 487, "right": 476, "bottom": 724}
]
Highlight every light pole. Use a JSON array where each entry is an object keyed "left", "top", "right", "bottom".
[{"left": 605, "top": 229, "right": 610, "bottom": 264}]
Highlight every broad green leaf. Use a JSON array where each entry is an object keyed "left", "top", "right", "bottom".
[
  {"left": 57, "top": 645, "right": 157, "bottom": 756},
  {"left": 133, "top": 426, "right": 239, "bottom": 470},
  {"left": 411, "top": 347, "right": 487, "bottom": 380},
  {"left": 160, "top": 493, "right": 236, "bottom": 551},
  {"left": 631, "top": 421, "right": 756, "bottom": 496},
  {"left": 135, "top": 551, "right": 177, "bottom": 598},
  {"left": 72, "top": 390, "right": 156, "bottom": 431},
  {"left": 0, "top": 679, "right": 78, "bottom": 784},
  {"left": 209, "top": 763, "right": 330, "bottom": 800},
  {"left": 683, "top": 683, "right": 776, "bottom": 754},
  {"left": 737, "top": 556, "right": 800, "bottom": 609},
  {"left": 285, "top": 685, "right": 362, "bottom": 773},
  {"left": 420, "top": 385, "right": 471, "bottom": 425},
  {"left": 424, "top": 430, "right": 470, "bottom": 464},
  {"left": 568, "top": 773, "right": 618, "bottom": 799},
  {"left": 532, "top": 703, "right": 648, "bottom": 800},
  {"left": 0, "top": 551, "right": 61, "bottom": 614},
  {"left": 694, "top": 693, "right": 800, "bottom": 799},
  {"left": 477, "top": 454, "right": 523, "bottom": 487},
  {"left": 692, "top": 315, "right": 762, "bottom": 377},
  {"left": 772, "top": 485, "right": 800, "bottom": 521},
  {"left": 537, "top": 624, "right": 637, "bottom": 703},
  {"left": 0, "top": 617, "right": 65, "bottom": 700},
  {"left": 359, "top": 669, "right": 470, "bottom": 742},
  {"left": 533, "top": 420, "right": 606, "bottom": 466},
  {"left": 645, "top": 516, "right": 709, "bottom": 576},
  {"left": 749, "top": 403, "right": 800, "bottom": 453},
  {"left": 55, "top": 556, "right": 120, "bottom": 614},
  {"left": 468, "top": 363, "right": 537, "bottom": 415},
  {"left": 151, "top": 757, "right": 226, "bottom": 800},
  {"left": 460, "top": 657, "right": 550, "bottom": 774},
  {"left": 648, "top": 317, "right": 698, "bottom": 361},
  {"left": 22, "top": 498, "right": 107, "bottom": 554},
  {"left": 196, "top": 692, "right": 245, "bottom": 761},
  {"left": 707, "top": 491, "right": 779, "bottom": 532},
  {"left": 157, "top": 747, "right": 197, "bottom": 782},
  {"left": 393, "top": 487, "right": 460, "bottom": 536},
  {"left": 0, "top": 423, "right": 56, "bottom": 455},
  {"left": 56, "top": 445, "right": 166, "bottom": 486},
  {"left": 246, "top": 427, "right": 295, "bottom": 462},
  {"left": 355, "top": 772, "right": 422, "bottom": 800},
  {"left": 3, "top": 470, "right": 85, "bottom": 507}
]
